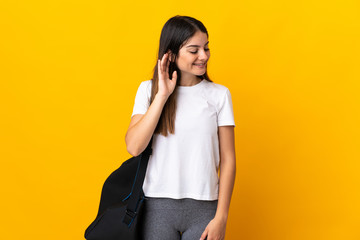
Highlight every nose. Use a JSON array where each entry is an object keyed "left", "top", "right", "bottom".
[{"left": 198, "top": 49, "right": 209, "bottom": 61}]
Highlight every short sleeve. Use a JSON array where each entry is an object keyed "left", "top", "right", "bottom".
[
  {"left": 131, "top": 81, "right": 152, "bottom": 118},
  {"left": 217, "top": 88, "right": 235, "bottom": 127}
]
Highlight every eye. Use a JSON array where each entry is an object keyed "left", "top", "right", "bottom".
[{"left": 190, "top": 48, "right": 210, "bottom": 54}]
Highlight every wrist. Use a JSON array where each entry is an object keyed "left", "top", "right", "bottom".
[
  {"left": 155, "top": 93, "right": 169, "bottom": 102},
  {"left": 214, "top": 212, "right": 228, "bottom": 222}
]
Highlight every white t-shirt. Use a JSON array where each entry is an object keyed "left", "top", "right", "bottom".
[{"left": 131, "top": 79, "right": 235, "bottom": 200}]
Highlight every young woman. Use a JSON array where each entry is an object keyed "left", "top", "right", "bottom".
[{"left": 125, "top": 15, "right": 236, "bottom": 240}]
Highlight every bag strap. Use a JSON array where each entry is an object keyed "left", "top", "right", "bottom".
[{"left": 123, "top": 136, "right": 153, "bottom": 226}]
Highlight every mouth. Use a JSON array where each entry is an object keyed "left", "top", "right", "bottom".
[{"left": 193, "top": 63, "right": 206, "bottom": 68}]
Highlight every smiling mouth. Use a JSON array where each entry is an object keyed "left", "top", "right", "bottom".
[{"left": 193, "top": 63, "right": 206, "bottom": 67}]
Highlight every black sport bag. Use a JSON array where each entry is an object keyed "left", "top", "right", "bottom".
[{"left": 84, "top": 137, "right": 153, "bottom": 240}]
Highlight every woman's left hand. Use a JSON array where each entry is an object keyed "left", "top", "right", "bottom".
[{"left": 200, "top": 216, "right": 227, "bottom": 240}]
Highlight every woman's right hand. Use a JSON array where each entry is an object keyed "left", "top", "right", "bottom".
[{"left": 157, "top": 52, "right": 177, "bottom": 99}]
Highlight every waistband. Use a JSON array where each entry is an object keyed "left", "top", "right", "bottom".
[{"left": 144, "top": 197, "right": 218, "bottom": 210}]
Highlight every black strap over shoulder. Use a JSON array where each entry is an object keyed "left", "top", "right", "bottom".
[{"left": 123, "top": 136, "right": 153, "bottom": 226}]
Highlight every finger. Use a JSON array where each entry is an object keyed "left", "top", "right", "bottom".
[
  {"left": 162, "top": 53, "right": 168, "bottom": 74},
  {"left": 160, "top": 54, "right": 166, "bottom": 73},
  {"left": 158, "top": 59, "right": 163, "bottom": 76},
  {"left": 166, "top": 56, "right": 170, "bottom": 75},
  {"left": 200, "top": 228, "right": 208, "bottom": 240},
  {"left": 172, "top": 70, "right": 177, "bottom": 81}
]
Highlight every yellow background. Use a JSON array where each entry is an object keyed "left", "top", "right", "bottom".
[{"left": 1, "top": 0, "right": 359, "bottom": 239}]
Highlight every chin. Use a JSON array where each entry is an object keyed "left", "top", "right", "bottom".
[{"left": 194, "top": 69, "right": 206, "bottom": 75}]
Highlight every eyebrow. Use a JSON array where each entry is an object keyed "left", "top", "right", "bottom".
[{"left": 186, "top": 41, "right": 209, "bottom": 48}]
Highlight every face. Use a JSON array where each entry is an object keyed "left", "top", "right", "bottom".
[{"left": 174, "top": 31, "right": 210, "bottom": 79}]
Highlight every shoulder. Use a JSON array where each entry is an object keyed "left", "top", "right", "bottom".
[
  {"left": 136, "top": 80, "right": 152, "bottom": 94},
  {"left": 133, "top": 80, "right": 153, "bottom": 103},
  {"left": 139, "top": 79, "right": 152, "bottom": 88},
  {"left": 200, "top": 80, "right": 233, "bottom": 112},
  {"left": 202, "top": 80, "right": 231, "bottom": 96}
]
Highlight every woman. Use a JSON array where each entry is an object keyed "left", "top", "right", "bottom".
[{"left": 125, "top": 15, "right": 236, "bottom": 240}]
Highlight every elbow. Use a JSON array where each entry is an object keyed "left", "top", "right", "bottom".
[
  {"left": 126, "top": 145, "right": 141, "bottom": 157},
  {"left": 125, "top": 134, "right": 141, "bottom": 157}
]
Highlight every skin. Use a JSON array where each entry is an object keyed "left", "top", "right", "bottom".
[{"left": 125, "top": 31, "right": 236, "bottom": 240}]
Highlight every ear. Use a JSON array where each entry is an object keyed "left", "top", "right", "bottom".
[{"left": 167, "top": 50, "right": 175, "bottom": 62}]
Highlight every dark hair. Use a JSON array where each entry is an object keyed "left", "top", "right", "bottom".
[{"left": 150, "top": 15, "right": 212, "bottom": 136}]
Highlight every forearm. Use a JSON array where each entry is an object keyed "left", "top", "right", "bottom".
[
  {"left": 125, "top": 94, "right": 168, "bottom": 156},
  {"left": 215, "top": 156, "right": 236, "bottom": 221}
]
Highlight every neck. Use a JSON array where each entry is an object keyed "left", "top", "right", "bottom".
[{"left": 178, "top": 75, "right": 202, "bottom": 87}]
